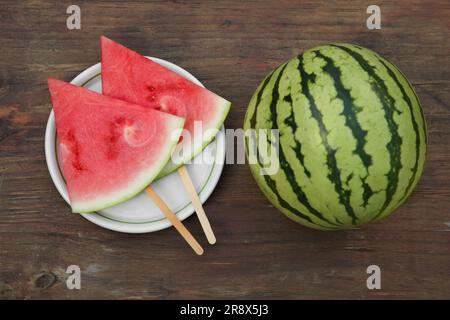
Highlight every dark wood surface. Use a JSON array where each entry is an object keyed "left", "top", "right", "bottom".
[{"left": 1, "top": 0, "right": 449, "bottom": 299}]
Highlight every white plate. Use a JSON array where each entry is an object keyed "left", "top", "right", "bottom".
[{"left": 45, "top": 57, "right": 226, "bottom": 233}]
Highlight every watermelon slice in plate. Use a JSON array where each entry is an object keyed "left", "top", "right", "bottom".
[
  {"left": 48, "top": 78, "right": 185, "bottom": 213},
  {"left": 100, "top": 36, "right": 231, "bottom": 177}
]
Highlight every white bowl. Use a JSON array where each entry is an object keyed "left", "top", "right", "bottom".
[{"left": 45, "top": 57, "right": 226, "bottom": 233}]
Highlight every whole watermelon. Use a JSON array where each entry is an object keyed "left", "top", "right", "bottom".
[{"left": 244, "top": 43, "right": 427, "bottom": 230}]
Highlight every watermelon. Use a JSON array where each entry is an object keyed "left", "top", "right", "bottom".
[
  {"left": 244, "top": 43, "right": 427, "bottom": 230},
  {"left": 100, "top": 36, "right": 231, "bottom": 176},
  {"left": 48, "top": 78, "right": 185, "bottom": 213}
]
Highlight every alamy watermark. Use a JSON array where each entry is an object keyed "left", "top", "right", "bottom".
[
  {"left": 366, "top": 265, "right": 381, "bottom": 290},
  {"left": 66, "top": 5, "right": 81, "bottom": 30},
  {"left": 366, "top": 5, "right": 381, "bottom": 30},
  {"left": 166, "top": 122, "right": 280, "bottom": 176},
  {"left": 66, "top": 265, "right": 81, "bottom": 289}
]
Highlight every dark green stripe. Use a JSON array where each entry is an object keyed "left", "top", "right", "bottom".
[
  {"left": 332, "top": 44, "right": 403, "bottom": 218},
  {"left": 283, "top": 93, "right": 311, "bottom": 178},
  {"left": 267, "top": 64, "right": 340, "bottom": 227},
  {"left": 377, "top": 57, "right": 422, "bottom": 206},
  {"left": 297, "top": 55, "right": 358, "bottom": 224},
  {"left": 249, "top": 71, "right": 275, "bottom": 129},
  {"left": 297, "top": 56, "right": 357, "bottom": 225},
  {"left": 314, "top": 50, "right": 374, "bottom": 207},
  {"left": 245, "top": 70, "right": 276, "bottom": 157},
  {"left": 381, "top": 55, "right": 426, "bottom": 144},
  {"left": 385, "top": 56, "right": 427, "bottom": 144}
]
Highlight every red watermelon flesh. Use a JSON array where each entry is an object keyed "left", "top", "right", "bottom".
[
  {"left": 100, "top": 36, "right": 231, "bottom": 176},
  {"left": 48, "top": 78, "right": 185, "bottom": 213}
]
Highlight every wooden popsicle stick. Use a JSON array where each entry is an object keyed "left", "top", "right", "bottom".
[
  {"left": 145, "top": 186, "right": 204, "bottom": 255},
  {"left": 178, "top": 166, "right": 216, "bottom": 245}
]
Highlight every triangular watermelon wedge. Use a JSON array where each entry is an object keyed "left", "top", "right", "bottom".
[
  {"left": 100, "top": 36, "right": 231, "bottom": 177},
  {"left": 48, "top": 78, "right": 185, "bottom": 213}
]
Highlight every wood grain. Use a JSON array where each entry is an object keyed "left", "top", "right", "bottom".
[{"left": 0, "top": 0, "right": 449, "bottom": 299}]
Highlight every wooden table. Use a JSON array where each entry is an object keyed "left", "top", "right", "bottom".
[{"left": 1, "top": 0, "right": 449, "bottom": 299}]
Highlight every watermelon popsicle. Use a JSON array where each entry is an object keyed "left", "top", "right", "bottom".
[
  {"left": 100, "top": 36, "right": 231, "bottom": 177},
  {"left": 100, "top": 36, "right": 229, "bottom": 244}
]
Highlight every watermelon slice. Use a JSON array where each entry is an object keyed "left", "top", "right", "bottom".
[
  {"left": 48, "top": 78, "right": 185, "bottom": 213},
  {"left": 100, "top": 36, "right": 231, "bottom": 176}
]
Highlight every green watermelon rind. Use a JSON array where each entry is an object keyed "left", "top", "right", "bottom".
[
  {"left": 156, "top": 99, "right": 231, "bottom": 178},
  {"left": 72, "top": 117, "right": 185, "bottom": 213}
]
